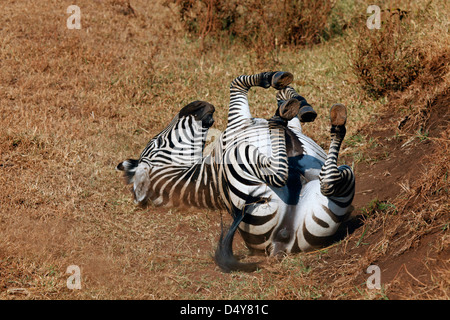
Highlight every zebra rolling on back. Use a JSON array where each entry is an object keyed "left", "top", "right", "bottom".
[{"left": 117, "top": 71, "right": 355, "bottom": 272}]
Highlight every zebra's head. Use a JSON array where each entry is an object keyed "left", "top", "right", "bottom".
[{"left": 117, "top": 100, "right": 216, "bottom": 204}]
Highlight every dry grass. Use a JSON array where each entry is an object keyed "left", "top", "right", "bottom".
[
  {"left": 352, "top": 10, "right": 424, "bottom": 98},
  {"left": 351, "top": 0, "right": 450, "bottom": 99},
  {"left": 0, "top": 0, "right": 448, "bottom": 300},
  {"left": 173, "top": 0, "right": 334, "bottom": 51}
]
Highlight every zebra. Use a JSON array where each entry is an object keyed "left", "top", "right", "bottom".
[{"left": 117, "top": 71, "right": 355, "bottom": 272}]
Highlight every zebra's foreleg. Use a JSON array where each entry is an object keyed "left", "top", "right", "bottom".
[
  {"left": 319, "top": 104, "right": 355, "bottom": 201},
  {"left": 230, "top": 71, "right": 294, "bottom": 96},
  {"left": 227, "top": 71, "right": 293, "bottom": 126}
]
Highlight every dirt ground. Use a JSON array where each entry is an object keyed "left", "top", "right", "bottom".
[
  {"left": 0, "top": 0, "right": 448, "bottom": 300},
  {"left": 340, "top": 89, "right": 449, "bottom": 299}
]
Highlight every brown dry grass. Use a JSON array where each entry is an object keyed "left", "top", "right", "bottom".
[
  {"left": 0, "top": 0, "right": 448, "bottom": 300},
  {"left": 173, "top": 0, "right": 334, "bottom": 48}
]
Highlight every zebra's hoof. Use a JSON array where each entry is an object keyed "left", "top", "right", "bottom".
[
  {"left": 278, "top": 98, "right": 301, "bottom": 121},
  {"left": 330, "top": 103, "right": 347, "bottom": 126},
  {"left": 298, "top": 105, "right": 317, "bottom": 123},
  {"left": 271, "top": 71, "right": 294, "bottom": 90}
]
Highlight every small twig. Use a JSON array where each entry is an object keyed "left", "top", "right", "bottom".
[
  {"left": 393, "top": 263, "right": 427, "bottom": 286},
  {"left": 403, "top": 265, "right": 427, "bottom": 286}
]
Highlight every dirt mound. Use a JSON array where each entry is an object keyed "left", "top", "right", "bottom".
[
  {"left": 340, "top": 57, "right": 450, "bottom": 298},
  {"left": 354, "top": 89, "right": 449, "bottom": 208}
]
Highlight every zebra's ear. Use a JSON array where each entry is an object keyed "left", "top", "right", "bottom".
[
  {"left": 133, "top": 163, "right": 151, "bottom": 204},
  {"left": 116, "top": 159, "right": 139, "bottom": 184}
]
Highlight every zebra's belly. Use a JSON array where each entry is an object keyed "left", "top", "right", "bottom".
[
  {"left": 236, "top": 183, "right": 293, "bottom": 252},
  {"left": 237, "top": 180, "right": 353, "bottom": 254}
]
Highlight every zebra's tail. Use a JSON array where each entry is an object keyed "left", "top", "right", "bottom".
[
  {"left": 214, "top": 213, "right": 259, "bottom": 273},
  {"left": 116, "top": 159, "right": 139, "bottom": 184}
]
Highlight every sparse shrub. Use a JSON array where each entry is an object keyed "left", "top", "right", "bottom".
[
  {"left": 352, "top": 9, "right": 425, "bottom": 98},
  {"left": 170, "top": 0, "right": 335, "bottom": 59}
]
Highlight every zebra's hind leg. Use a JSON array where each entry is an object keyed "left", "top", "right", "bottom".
[
  {"left": 272, "top": 98, "right": 301, "bottom": 122},
  {"left": 276, "top": 86, "right": 317, "bottom": 123},
  {"left": 319, "top": 104, "right": 355, "bottom": 203}
]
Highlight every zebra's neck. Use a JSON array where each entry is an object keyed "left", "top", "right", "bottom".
[{"left": 147, "top": 153, "right": 226, "bottom": 210}]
